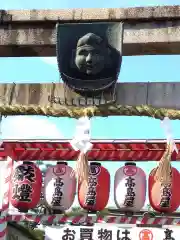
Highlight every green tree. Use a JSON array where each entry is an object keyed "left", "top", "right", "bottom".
[{"left": 8, "top": 223, "right": 44, "bottom": 240}]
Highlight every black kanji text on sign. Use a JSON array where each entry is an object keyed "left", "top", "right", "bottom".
[
  {"left": 98, "top": 228, "right": 112, "bottom": 240},
  {"left": 62, "top": 228, "right": 76, "bottom": 240},
  {"left": 80, "top": 228, "right": 93, "bottom": 240},
  {"left": 163, "top": 229, "right": 175, "bottom": 240}
]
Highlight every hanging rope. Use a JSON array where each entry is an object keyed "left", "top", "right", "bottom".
[
  {"left": 70, "top": 116, "right": 92, "bottom": 185},
  {"left": 0, "top": 104, "right": 180, "bottom": 119}
]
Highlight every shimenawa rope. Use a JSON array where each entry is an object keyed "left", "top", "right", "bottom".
[{"left": 1, "top": 104, "right": 180, "bottom": 119}]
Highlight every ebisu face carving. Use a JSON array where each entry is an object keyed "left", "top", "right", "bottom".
[
  {"left": 74, "top": 33, "right": 112, "bottom": 76},
  {"left": 55, "top": 22, "right": 124, "bottom": 105}
]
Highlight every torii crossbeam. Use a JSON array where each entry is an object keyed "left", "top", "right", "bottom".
[{"left": 1, "top": 139, "right": 180, "bottom": 161}]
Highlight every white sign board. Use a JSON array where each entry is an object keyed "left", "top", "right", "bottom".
[{"left": 45, "top": 225, "right": 179, "bottom": 240}]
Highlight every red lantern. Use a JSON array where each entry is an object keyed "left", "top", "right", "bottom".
[
  {"left": 78, "top": 162, "right": 110, "bottom": 212},
  {"left": 10, "top": 161, "right": 42, "bottom": 212},
  {"left": 148, "top": 167, "right": 180, "bottom": 213}
]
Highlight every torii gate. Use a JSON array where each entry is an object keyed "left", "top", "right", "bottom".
[{"left": 0, "top": 4, "right": 180, "bottom": 240}]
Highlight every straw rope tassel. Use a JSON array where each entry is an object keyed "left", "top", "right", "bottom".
[
  {"left": 75, "top": 152, "right": 89, "bottom": 185},
  {"left": 154, "top": 143, "right": 173, "bottom": 184}
]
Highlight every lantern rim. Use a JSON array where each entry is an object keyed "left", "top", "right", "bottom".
[
  {"left": 18, "top": 208, "right": 29, "bottom": 213},
  {"left": 57, "top": 161, "right": 68, "bottom": 165},
  {"left": 125, "top": 162, "right": 136, "bottom": 166},
  {"left": 90, "top": 162, "right": 101, "bottom": 166},
  {"left": 23, "top": 161, "right": 34, "bottom": 165}
]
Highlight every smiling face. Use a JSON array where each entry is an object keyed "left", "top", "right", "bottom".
[
  {"left": 75, "top": 45, "right": 106, "bottom": 75},
  {"left": 74, "top": 33, "right": 111, "bottom": 75}
]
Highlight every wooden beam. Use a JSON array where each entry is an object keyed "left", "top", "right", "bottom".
[
  {"left": 1, "top": 6, "right": 180, "bottom": 57},
  {"left": 0, "top": 82, "right": 179, "bottom": 119}
]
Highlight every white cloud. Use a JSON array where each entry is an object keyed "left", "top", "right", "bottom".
[
  {"left": 0, "top": 116, "right": 64, "bottom": 210},
  {"left": 40, "top": 57, "right": 58, "bottom": 67},
  {"left": 1, "top": 116, "right": 64, "bottom": 139}
]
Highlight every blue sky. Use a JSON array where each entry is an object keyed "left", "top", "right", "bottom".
[
  {"left": 1, "top": 0, "right": 180, "bottom": 9},
  {"left": 0, "top": 0, "right": 180, "bottom": 208}
]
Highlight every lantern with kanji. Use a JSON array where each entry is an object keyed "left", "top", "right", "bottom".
[
  {"left": 114, "top": 162, "right": 146, "bottom": 212},
  {"left": 148, "top": 144, "right": 180, "bottom": 213},
  {"left": 78, "top": 162, "right": 110, "bottom": 212},
  {"left": 44, "top": 162, "right": 77, "bottom": 213},
  {"left": 10, "top": 161, "right": 42, "bottom": 212},
  {"left": 149, "top": 167, "right": 180, "bottom": 213}
]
